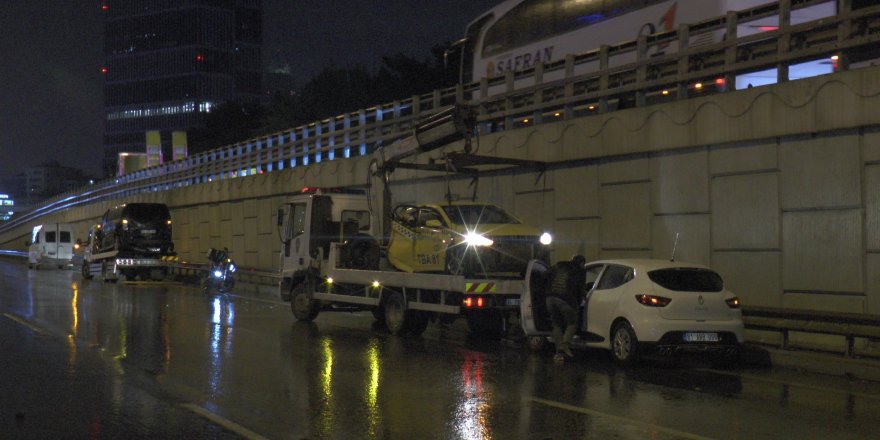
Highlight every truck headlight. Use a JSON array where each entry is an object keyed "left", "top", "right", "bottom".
[
  {"left": 464, "top": 232, "right": 493, "bottom": 247},
  {"left": 540, "top": 232, "right": 553, "bottom": 245}
]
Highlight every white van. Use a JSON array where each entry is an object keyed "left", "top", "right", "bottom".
[{"left": 28, "top": 223, "right": 75, "bottom": 269}]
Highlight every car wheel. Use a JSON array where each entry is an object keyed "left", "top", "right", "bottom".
[
  {"left": 81, "top": 261, "right": 92, "bottom": 280},
  {"left": 611, "top": 321, "right": 640, "bottom": 365}
]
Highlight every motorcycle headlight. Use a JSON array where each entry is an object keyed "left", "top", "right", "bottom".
[
  {"left": 464, "top": 232, "right": 493, "bottom": 247},
  {"left": 213, "top": 270, "right": 223, "bottom": 278},
  {"left": 228, "top": 264, "right": 236, "bottom": 273},
  {"left": 539, "top": 232, "right": 553, "bottom": 245}
]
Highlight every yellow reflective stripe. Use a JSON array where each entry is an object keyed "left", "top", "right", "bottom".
[{"left": 465, "top": 282, "right": 496, "bottom": 293}]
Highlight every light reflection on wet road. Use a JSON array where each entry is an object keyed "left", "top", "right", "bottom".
[{"left": 2, "top": 261, "right": 880, "bottom": 439}]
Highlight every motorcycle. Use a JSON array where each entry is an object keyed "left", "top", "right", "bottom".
[{"left": 202, "top": 247, "right": 237, "bottom": 293}]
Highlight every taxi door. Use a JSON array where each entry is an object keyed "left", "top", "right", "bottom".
[
  {"left": 520, "top": 259, "right": 552, "bottom": 336},
  {"left": 411, "top": 208, "right": 448, "bottom": 272}
]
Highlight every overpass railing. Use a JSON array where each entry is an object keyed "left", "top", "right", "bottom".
[{"left": 3, "top": 0, "right": 879, "bottom": 235}]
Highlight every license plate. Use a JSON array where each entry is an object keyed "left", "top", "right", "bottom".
[
  {"left": 683, "top": 332, "right": 719, "bottom": 342},
  {"left": 142, "top": 229, "right": 156, "bottom": 234},
  {"left": 505, "top": 298, "right": 520, "bottom": 306}
]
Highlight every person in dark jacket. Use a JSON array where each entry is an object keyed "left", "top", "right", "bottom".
[{"left": 545, "top": 255, "right": 587, "bottom": 362}]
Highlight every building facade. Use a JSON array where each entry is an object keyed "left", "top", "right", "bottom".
[{"left": 102, "top": 0, "right": 262, "bottom": 176}]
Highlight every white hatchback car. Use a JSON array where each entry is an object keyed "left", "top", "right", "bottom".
[{"left": 521, "top": 259, "right": 744, "bottom": 365}]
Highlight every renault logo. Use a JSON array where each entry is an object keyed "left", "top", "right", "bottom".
[{"left": 698, "top": 295, "right": 704, "bottom": 305}]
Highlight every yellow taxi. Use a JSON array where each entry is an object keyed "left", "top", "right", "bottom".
[{"left": 387, "top": 202, "right": 552, "bottom": 276}]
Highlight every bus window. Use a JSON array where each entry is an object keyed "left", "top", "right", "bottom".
[{"left": 45, "top": 231, "right": 57, "bottom": 243}]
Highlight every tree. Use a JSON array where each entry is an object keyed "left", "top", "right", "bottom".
[{"left": 189, "top": 101, "right": 264, "bottom": 153}]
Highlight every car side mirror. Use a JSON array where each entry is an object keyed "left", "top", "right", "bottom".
[
  {"left": 277, "top": 207, "right": 285, "bottom": 227},
  {"left": 425, "top": 219, "right": 442, "bottom": 228}
]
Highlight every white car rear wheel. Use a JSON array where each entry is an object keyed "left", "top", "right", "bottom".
[{"left": 611, "top": 321, "right": 640, "bottom": 365}]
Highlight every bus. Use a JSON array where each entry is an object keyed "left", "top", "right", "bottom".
[{"left": 460, "top": 0, "right": 838, "bottom": 93}]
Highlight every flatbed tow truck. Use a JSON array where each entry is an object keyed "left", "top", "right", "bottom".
[{"left": 277, "top": 104, "right": 546, "bottom": 335}]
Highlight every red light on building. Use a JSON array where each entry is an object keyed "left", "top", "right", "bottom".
[
  {"left": 101, "top": 4, "right": 109, "bottom": 11},
  {"left": 101, "top": 67, "right": 108, "bottom": 74},
  {"left": 196, "top": 54, "right": 205, "bottom": 62}
]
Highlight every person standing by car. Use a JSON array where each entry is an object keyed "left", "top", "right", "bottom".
[{"left": 545, "top": 255, "right": 587, "bottom": 362}]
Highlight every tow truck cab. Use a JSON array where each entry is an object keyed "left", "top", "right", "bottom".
[{"left": 277, "top": 188, "right": 377, "bottom": 280}]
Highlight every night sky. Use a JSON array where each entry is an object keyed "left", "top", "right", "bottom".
[{"left": 0, "top": 0, "right": 501, "bottom": 180}]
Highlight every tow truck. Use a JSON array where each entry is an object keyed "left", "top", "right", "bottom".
[
  {"left": 276, "top": 104, "right": 549, "bottom": 335},
  {"left": 80, "top": 203, "right": 178, "bottom": 282}
]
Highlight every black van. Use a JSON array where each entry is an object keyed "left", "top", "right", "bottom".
[{"left": 99, "top": 203, "right": 174, "bottom": 255}]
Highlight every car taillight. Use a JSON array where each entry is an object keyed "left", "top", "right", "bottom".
[
  {"left": 635, "top": 294, "right": 671, "bottom": 307},
  {"left": 725, "top": 297, "right": 741, "bottom": 309}
]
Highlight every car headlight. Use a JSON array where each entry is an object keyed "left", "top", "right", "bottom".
[
  {"left": 228, "top": 263, "right": 236, "bottom": 272},
  {"left": 213, "top": 270, "right": 223, "bottom": 278},
  {"left": 464, "top": 232, "right": 493, "bottom": 247},
  {"left": 539, "top": 232, "right": 553, "bottom": 245}
]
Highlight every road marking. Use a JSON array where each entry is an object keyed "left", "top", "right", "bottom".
[
  {"left": 2, "top": 313, "right": 50, "bottom": 336},
  {"left": 530, "top": 397, "right": 716, "bottom": 440},
  {"left": 700, "top": 369, "right": 880, "bottom": 401},
  {"left": 180, "top": 403, "right": 270, "bottom": 440}
]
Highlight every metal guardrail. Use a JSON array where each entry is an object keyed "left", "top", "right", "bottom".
[
  {"left": 3, "top": 0, "right": 879, "bottom": 236},
  {"left": 743, "top": 306, "right": 880, "bottom": 357}
]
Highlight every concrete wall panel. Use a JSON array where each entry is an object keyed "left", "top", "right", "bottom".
[
  {"left": 553, "top": 219, "right": 600, "bottom": 261},
  {"left": 651, "top": 151, "right": 709, "bottom": 214},
  {"left": 868, "top": 254, "right": 880, "bottom": 315},
  {"left": 600, "top": 183, "right": 651, "bottom": 250},
  {"left": 598, "top": 159, "right": 650, "bottom": 185},
  {"left": 651, "top": 215, "right": 710, "bottom": 265},
  {"left": 864, "top": 130, "right": 880, "bottom": 163},
  {"left": 782, "top": 293, "right": 865, "bottom": 314},
  {"left": 711, "top": 173, "right": 779, "bottom": 250},
  {"left": 782, "top": 210, "right": 863, "bottom": 293},
  {"left": 780, "top": 135, "right": 861, "bottom": 210},
  {"left": 867, "top": 166, "right": 880, "bottom": 251},
  {"left": 553, "top": 166, "right": 598, "bottom": 219},
  {"left": 712, "top": 252, "right": 781, "bottom": 308},
  {"left": 710, "top": 141, "right": 777, "bottom": 175}
]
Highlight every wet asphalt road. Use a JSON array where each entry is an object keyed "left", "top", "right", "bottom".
[{"left": 2, "top": 260, "right": 880, "bottom": 440}]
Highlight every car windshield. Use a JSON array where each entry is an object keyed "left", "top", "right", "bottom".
[
  {"left": 648, "top": 268, "right": 723, "bottom": 292},
  {"left": 125, "top": 204, "right": 170, "bottom": 226},
  {"left": 441, "top": 205, "right": 519, "bottom": 225}
]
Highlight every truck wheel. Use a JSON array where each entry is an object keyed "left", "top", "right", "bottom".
[
  {"left": 383, "top": 292, "right": 407, "bottom": 335},
  {"left": 371, "top": 307, "right": 386, "bottom": 323},
  {"left": 291, "top": 283, "right": 319, "bottom": 321},
  {"left": 81, "top": 261, "right": 92, "bottom": 280},
  {"left": 404, "top": 311, "right": 430, "bottom": 336}
]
